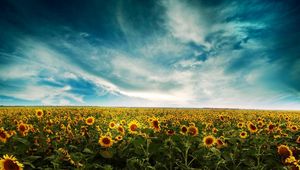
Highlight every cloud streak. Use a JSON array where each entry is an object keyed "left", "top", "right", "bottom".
[{"left": 0, "top": 0, "right": 299, "bottom": 109}]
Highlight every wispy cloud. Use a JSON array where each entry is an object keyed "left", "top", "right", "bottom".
[{"left": 0, "top": 0, "right": 299, "bottom": 109}]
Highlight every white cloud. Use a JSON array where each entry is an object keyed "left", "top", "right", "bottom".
[
  {"left": 59, "top": 99, "right": 71, "bottom": 105},
  {"left": 1, "top": 20, "right": 298, "bottom": 109},
  {"left": 0, "top": 54, "right": 39, "bottom": 80},
  {"left": 1, "top": 82, "right": 83, "bottom": 106},
  {"left": 111, "top": 55, "right": 169, "bottom": 83},
  {"left": 27, "top": 38, "right": 286, "bottom": 108},
  {"left": 162, "top": 0, "right": 211, "bottom": 48},
  {"left": 63, "top": 72, "right": 78, "bottom": 80}
]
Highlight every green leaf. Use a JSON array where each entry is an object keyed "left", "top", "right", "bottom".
[
  {"left": 69, "top": 145, "right": 78, "bottom": 150},
  {"left": 100, "top": 150, "right": 113, "bottom": 158},
  {"left": 23, "top": 162, "right": 36, "bottom": 169},
  {"left": 127, "top": 157, "right": 142, "bottom": 170},
  {"left": 221, "top": 152, "right": 231, "bottom": 162},
  {"left": 133, "top": 137, "right": 145, "bottom": 147},
  {"left": 43, "top": 155, "right": 56, "bottom": 161},
  {"left": 83, "top": 148, "right": 94, "bottom": 154},
  {"left": 13, "top": 137, "right": 30, "bottom": 145},
  {"left": 26, "top": 155, "right": 42, "bottom": 161},
  {"left": 51, "top": 160, "right": 61, "bottom": 169},
  {"left": 91, "top": 163, "right": 103, "bottom": 168},
  {"left": 103, "top": 164, "right": 113, "bottom": 170}
]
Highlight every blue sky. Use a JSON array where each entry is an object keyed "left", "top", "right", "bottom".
[{"left": 0, "top": 0, "right": 300, "bottom": 109}]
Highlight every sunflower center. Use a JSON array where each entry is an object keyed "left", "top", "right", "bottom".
[
  {"left": 118, "top": 127, "right": 124, "bottom": 132},
  {"left": 168, "top": 129, "right": 174, "bottom": 134},
  {"left": 188, "top": 127, "right": 197, "bottom": 135},
  {"left": 278, "top": 147, "right": 291, "bottom": 158},
  {"left": 19, "top": 125, "right": 26, "bottom": 132},
  {"left": 0, "top": 131, "right": 7, "bottom": 138},
  {"left": 4, "top": 159, "right": 20, "bottom": 170},
  {"left": 217, "top": 140, "right": 223, "bottom": 145},
  {"left": 102, "top": 138, "right": 111, "bottom": 145},
  {"left": 152, "top": 121, "right": 159, "bottom": 128},
  {"left": 130, "top": 124, "right": 137, "bottom": 131},
  {"left": 205, "top": 138, "right": 213, "bottom": 145},
  {"left": 181, "top": 127, "right": 187, "bottom": 133},
  {"left": 250, "top": 124, "right": 256, "bottom": 130},
  {"left": 220, "top": 116, "right": 224, "bottom": 121},
  {"left": 87, "top": 118, "right": 93, "bottom": 123}
]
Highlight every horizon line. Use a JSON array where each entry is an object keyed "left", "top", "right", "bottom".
[{"left": 0, "top": 105, "right": 299, "bottom": 111}]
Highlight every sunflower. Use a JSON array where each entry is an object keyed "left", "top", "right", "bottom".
[
  {"left": 98, "top": 136, "right": 114, "bottom": 148},
  {"left": 292, "top": 164, "right": 300, "bottom": 170},
  {"left": 203, "top": 135, "right": 216, "bottom": 147},
  {"left": 17, "top": 123, "right": 28, "bottom": 136},
  {"left": 216, "top": 138, "right": 226, "bottom": 149},
  {"left": 277, "top": 145, "right": 293, "bottom": 159},
  {"left": 109, "top": 122, "right": 116, "bottom": 129},
  {"left": 117, "top": 126, "right": 125, "bottom": 135},
  {"left": 0, "top": 154, "right": 24, "bottom": 170},
  {"left": 47, "top": 120, "right": 53, "bottom": 127},
  {"left": 219, "top": 115, "right": 225, "bottom": 121},
  {"left": 150, "top": 119, "right": 160, "bottom": 132},
  {"left": 268, "top": 123, "right": 276, "bottom": 132},
  {"left": 166, "top": 129, "right": 175, "bottom": 136},
  {"left": 187, "top": 126, "right": 198, "bottom": 136},
  {"left": 180, "top": 125, "right": 188, "bottom": 135},
  {"left": 285, "top": 155, "right": 297, "bottom": 164},
  {"left": 120, "top": 120, "right": 126, "bottom": 125},
  {"left": 296, "top": 136, "right": 300, "bottom": 144},
  {"left": 128, "top": 120, "right": 139, "bottom": 134},
  {"left": 247, "top": 122, "right": 258, "bottom": 133},
  {"left": 115, "top": 135, "right": 123, "bottom": 141},
  {"left": 7, "top": 130, "right": 16, "bottom": 137},
  {"left": 285, "top": 117, "right": 290, "bottom": 121},
  {"left": 290, "top": 125, "right": 298, "bottom": 132},
  {"left": 148, "top": 118, "right": 153, "bottom": 123},
  {"left": 257, "top": 120, "right": 264, "bottom": 128},
  {"left": 212, "top": 127, "right": 218, "bottom": 134},
  {"left": 239, "top": 131, "right": 248, "bottom": 139},
  {"left": 85, "top": 116, "right": 95, "bottom": 126},
  {"left": 189, "top": 122, "right": 195, "bottom": 127},
  {"left": 237, "top": 122, "right": 244, "bottom": 128},
  {"left": 35, "top": 109, "right": 44, "bottom": 118},
  {"left": 0, "top": 128, "right": 9, "bottom": 143}
]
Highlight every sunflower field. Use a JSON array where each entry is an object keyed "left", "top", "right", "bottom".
[{"left": 0, "top": 107, "right": 299, "bottom": 170}]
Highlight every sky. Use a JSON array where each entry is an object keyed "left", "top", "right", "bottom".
[{"left": 0, "top": 0, "right": 300, "bottom": 109}]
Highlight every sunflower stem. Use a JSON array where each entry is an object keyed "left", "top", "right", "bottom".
[{"left": 184, "top": 142, "right": 190, "bottom": 167}]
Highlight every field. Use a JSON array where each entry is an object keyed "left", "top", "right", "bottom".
[{"left": 0, "top": 107, "right": 299, "bottom": 170}]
